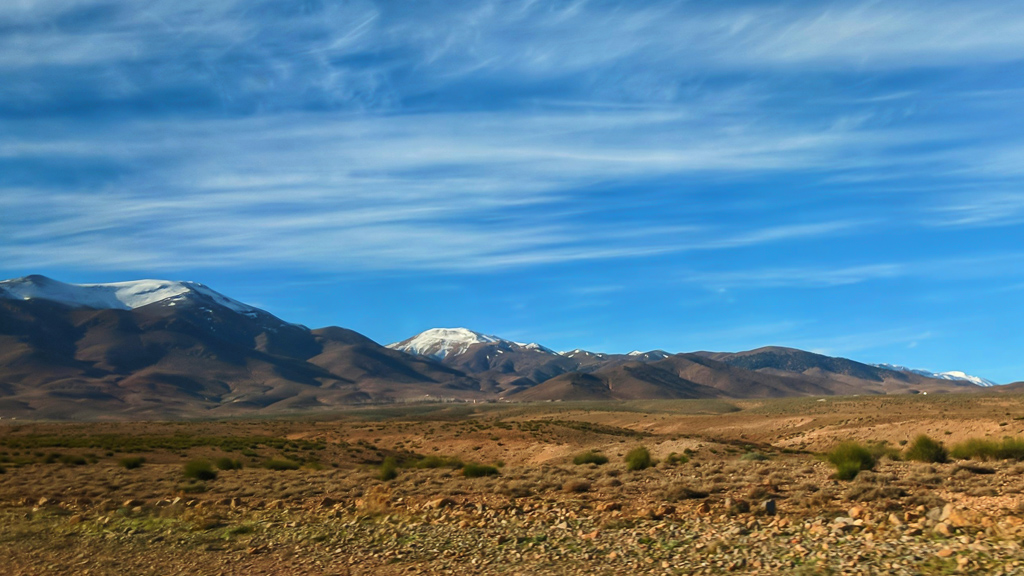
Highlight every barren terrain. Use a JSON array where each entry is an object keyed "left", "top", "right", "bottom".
[{"left": 3, "top": 393, "right": 1024, "bottom": 574}]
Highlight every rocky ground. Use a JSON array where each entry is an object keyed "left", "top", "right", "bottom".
[{"left": 3, "top": 395, "right": 1024, "bottom": 574}]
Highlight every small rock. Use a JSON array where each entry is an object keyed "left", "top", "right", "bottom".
[
  {"left": 761, "top": 499, "right": 777, "bottom": 516},
  {"left": 935, "top": 522, "right": 953, "bottom": 537},
  {"left": 425, "top": 497, "right": 456, "bottom": 510},
  {"left": 936, "top": 547, "right": 954, "bottom": 558},
  {"left": 849, "top": 506, "right": 864, "bottom": 519}
]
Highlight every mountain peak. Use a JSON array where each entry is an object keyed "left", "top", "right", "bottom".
[
  {"left": 873, "top": 363, "right": 998, "bottom": 386},
  {"left": 387, "top": 327, "right": 554, "bottom": 359},
  {"left": 0, "top": 275, "right": 259, "bottom": 315},
  {"left": 387, "top": 327, "right": 501, "bottom": 359}
]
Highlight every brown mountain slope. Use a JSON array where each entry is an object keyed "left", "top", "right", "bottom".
[
  {"left": 513, "top": 349, "right": 982, "bottom": 403},
  {"left": 0, "top": 296, "right": 480, "bottom": 419},
  {"left": 514, "top": 364, "right": 725, "bottom": 402},
  {"left": 693, "top": 347, "right": 979, "bottom": 394},
  {"left": 652, "top": 354, "right": 843, "bottom": 397}
]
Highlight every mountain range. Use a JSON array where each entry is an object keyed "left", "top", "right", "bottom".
[{"left": 0, "top": 275, "right": 1008, "bottom": 419}]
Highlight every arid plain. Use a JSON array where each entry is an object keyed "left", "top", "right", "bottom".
[{"left": 3, "top": 393, "right": 1024, "bottom": 575}]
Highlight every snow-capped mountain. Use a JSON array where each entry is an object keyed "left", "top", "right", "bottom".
[
  {"left": 0, "top": 274, "right": 261, "bottom": 316},
  {"left": 559, "top": 349, "right": 609, "bottom": 359},
  {"left": 873, "top": 363, "right": 998, "bottom": 387},
  {"left": 0, "top": 275, "right": 1009, "bottom": 418},
  {"left": 387, "top": 327, "right": 553, "bottom": 360},
  {"left": 628, "top": 350, "right": 672, "bottom": 360}
]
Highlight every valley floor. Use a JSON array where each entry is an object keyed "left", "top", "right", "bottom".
[{"left": 2, "top": 394, "right": 1024, "bottom": 575}]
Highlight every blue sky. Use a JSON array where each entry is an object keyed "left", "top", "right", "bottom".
[{"left": 2, "top": 1, "right": 1024, "bottom": 382}]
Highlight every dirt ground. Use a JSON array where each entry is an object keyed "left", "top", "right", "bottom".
[{"left": 3, "top": 393, "right": 1024, "bottom": 575}]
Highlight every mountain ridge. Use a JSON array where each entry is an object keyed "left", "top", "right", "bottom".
[{"left": 0, "top": 276, "right": 1005, "bottom": 419}]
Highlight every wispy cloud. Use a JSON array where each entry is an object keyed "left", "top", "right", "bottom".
[
  {"left": 684, "top": 264, "right": 906, "bottom": 289},
  {"left": 0, "top": 102, "right": 899, "bottom": 272},
  {"left": 796, "top": 328, "right": 937, "bottom": 357},
  {"left": 3, "top": 0, "right": 1024, "bottom": 275},
  {"left": 681, "top": 254, "right": 1024, "bottom": 290},
  {"left": 928, "top": 192, "right": 1024, "bottom": 227}
]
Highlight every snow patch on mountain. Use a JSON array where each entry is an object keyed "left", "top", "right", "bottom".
[
  {"left": 873, "top": 363, "right": 998, "bottom": 387},
  {"left": 0, "top": 275, "right": 261, "bottom": 315},
  {"left": 388, "top": 327, "right": 555, "bottom": 359},
  {"left": 388, "top": 328, "right": 501, "bottom": 359}
]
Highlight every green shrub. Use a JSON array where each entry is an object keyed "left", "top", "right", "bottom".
[
  {"left": 904, "top": 434, "right": 948, "bottom": 463},
  {"left": 462, "top": 463, "right": 500, "bottom": 478},
  {"left": 263, "top": 458, "right": 301, "bottom": 471},
  {"left": 826, "top": 441, "right": 875, "bottom": 481},
  {"left": 951, "top": 437, "right": 1024, "bottom": 461},
  {"left": 664, "top": 452, "right": 689, "bottom": 466},
  {"left": 625, "top": 446, "right": 653, "bottom": 471},
  {"left": 183, "top": 460, "right": 217, "bottom": 481},
  {"left": 834, "top": 461, "right": 863, "bottom": 481},
  {"left": 214, "top": 457, "right": 242, "bottom": 470},
  {"left": 60, "top": 454, "right": 88, "bottom": 466},
  {"left": 179, "top": 481, "right": 207, "bottom": 493},
  {"left": 414, "top": 455, "right": 464, "bottom": 469},
  {"left": 572, "top": 450, "right": 609, "bottom": 466},
  {"left": 119, "top": 456, "right": 146, "bottom": 470},
  {"left": 740, "top": 451, "right": 769, "bottom": 462},
  {"left": 379, "top": 456, "right": 398, "bottom": 481},
  {"left": 867, "top": 441, "right": 901, "bottom": 461}
]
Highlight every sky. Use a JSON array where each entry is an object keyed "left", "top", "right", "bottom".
[{"left": 2, "top": 1, "right": 1023, "bottom": 383}]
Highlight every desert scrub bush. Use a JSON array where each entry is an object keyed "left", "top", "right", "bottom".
[
  {"left": 60, "top": 454, "right": 88, "bottom": 466},
  {"left": 183, "top": 460, "right": 217, "bottom": 481},
  {"left": 954, "top": 463, "right": 995, "bottom": 475},
  {"left": 843, "top": 483, "right": 906, "bottom": 501},
  {"left": 663, "top": 452, "right": 689, "bottom": 466},
  {"left": 413, "top": 455, "right": 464, "bottom": 469},
  {"left": 826, "top": 441, "right": 875, "bottom": 480},
  {"left": 951, "top": 437, "right": 1024, "bottom": 461},
  {"left": 462, "top": 463, "right": 500, "bottom": 478},
  {"left": 572, "top": 450, "right": 609, "bottom": 466},
  {"left": 625, "top": 446, "right": 653, "bottom": 471},
  {"left": 119, "top": 456, "right": 146, "bottom": 469},
  {"left": 740, "top": 451, "right": 769, "bottom": 462},
  {"left": 867, "top": 441, "right": 901, "bottom": 461},
  {"left": 263, "top": 458, "right": 301, "bottom": 471},
  {"left": 501, "top": 482, "right": 534, "bottom": 498},
  {"left": 563, "top": 478, "right": 591, "bottom": 493},
  {"left": 663, "top": 483, "right": 709, "bottom": 501},
  {"left": 904, "top": 434, "right": 948, "bottom": 463},
  {"left": 214, "top": 457, "right": 242, "bottom": 470},
  {"left": 179, "top": 481, "right": 208, "bottom": 493},
  {"left": 379, "top": 456, "right": 399, "bottom": 481}
]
